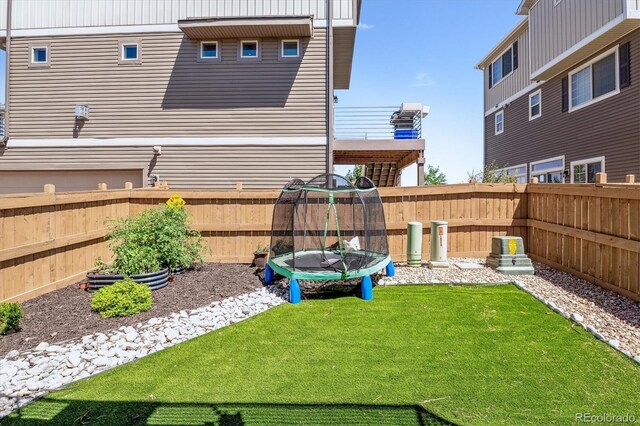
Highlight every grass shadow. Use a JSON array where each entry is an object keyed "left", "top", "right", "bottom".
[{"left": 3, "top": 400, "right": 456, "bottom": 426}]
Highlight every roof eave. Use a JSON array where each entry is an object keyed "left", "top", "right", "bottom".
[{"left": 475, "top": 17, "right": 528, "bottom": 70}]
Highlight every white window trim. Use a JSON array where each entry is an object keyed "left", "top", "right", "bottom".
[
  {"left": 553, "top": 0, "right": 563, "bottom": 6},
  {"left": 281, "top": 39, "right": 300, "bottom": 58},
  {"left": 199, "top": 41, "right": 219, "bottom": 59},
  {"left": 568, "top": 46, "right": 619, "bottom": 113},
  {"left": 530, "top": 155, "right": 565, "bottom": 180},
  {"left": 490, "top": 44, "right": 514, "bottom": 87},
  {"left": 240, "top": 40, "right": 260, "bottom": 59},
  {"left": 497, "top": 163, "right": 528, "bottom": 182},
  {"left": 495, "top": 110, "right": 504, "bottom": 135},
  {"left": 121, "top": 43, "right": 139, "bottom": 61},
  {"left": 31, "top": 46, "right": 48, "bottom": 64},
  {"left": 570, "top": 156, "right": 605, "bottom": 183},
  {"left": 528, "top": 89, "right": 542, "bottom": 121}
]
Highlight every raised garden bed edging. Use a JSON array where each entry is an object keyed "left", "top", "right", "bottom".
[
  {"left": 0, "top": 285, "right": 288, "bottom": 419},
  {"left": 86, "top": 268, "right": 170, "bottom": 290}
]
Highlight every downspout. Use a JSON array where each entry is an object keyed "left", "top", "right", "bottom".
[
  {"left": 2, "top": 0, "right": 11, "bottom": 146},
  {"left": 325, "top": 0, "right": 334, "bottom": 173}
]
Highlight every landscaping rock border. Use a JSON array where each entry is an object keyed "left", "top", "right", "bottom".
[{"left": 0, "top": 285, "right": 287, "bottom": 418}]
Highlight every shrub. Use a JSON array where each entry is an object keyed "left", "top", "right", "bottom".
[
  {"left": 91, "top": 279, "right": 153, "bottom": 318},
  {"left": 0, "top": 302, "right": 24, "bottom": 335},
  {"left": 112, "top": 244, "right": 161, "bottom": 276},
  {"left": 106, "top": 194, "right": 207, "bottom": 274}
]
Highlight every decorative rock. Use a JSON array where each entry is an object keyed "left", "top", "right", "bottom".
[
  {"left": 67, "top": 351, "right": 82, "bottom": 368},
  {"left": 25, "top": 379, "right": 41, "bottom": 392},
  {"left": 34, "top": 342, "right": 49, "bottom": 352},
  {"left": 570, "top": 312, "right": 584, "bottom": 323},
  {"left": 93, "top": 357, "right": 110, "bottom": 367},
  {"left": 5, "top": 350, "right": 20, "bottom": 359}
]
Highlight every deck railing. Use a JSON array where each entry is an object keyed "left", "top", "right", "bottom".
[{"left": 334, "top": 106, "right": 423, "bottom": 140}]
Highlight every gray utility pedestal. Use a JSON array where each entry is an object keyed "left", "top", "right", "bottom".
[{"left": 486, "top": 236, "right": 535, "bottom": 275}]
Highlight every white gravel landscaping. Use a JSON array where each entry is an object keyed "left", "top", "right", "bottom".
[
  {"left": 0, "top": 285, "right": 287, "bottom": 418},
  {"left": 383, "top": 258, "right": 640, "bottom": 364}
]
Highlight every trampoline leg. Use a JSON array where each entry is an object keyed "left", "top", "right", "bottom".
[
  {"left": 289, "top": 279, "right": 301, "bottom": 304},
  {"left": 361, "top": 276, "right": 373, "bottom": 301},
  {"left": 264, "top": 264, "right": 275, "bottom": 285},
  {"left": 385, "top": 261, "right": 396, "bottom": 277}
]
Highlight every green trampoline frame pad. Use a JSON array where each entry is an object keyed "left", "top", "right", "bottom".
[{"left": 267, "top": 250, "right": 392, "bottom": 280}]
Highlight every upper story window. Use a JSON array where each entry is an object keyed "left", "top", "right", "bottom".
[
  {"left": 122, "top": 44, "right": 139, "bottom": 60},
  {"left": 118, "top": 39, "right": 142, "bottom": 65},
  {"left": 495, "top": 110, "right": 504, "bottom": 135},
  {"left": 200, "top": 42, "right": 219, "bottom": 59},
  {"left": 568, "top": 46, "right": 618, "bottom": 112},
  {"left": 240, "top": 40, "right": 259, "bottom": 59},
  {"left": 281, "top": 40, "right": 300, "bottom": 58},
  {"left": 529, "top": 90, "right": 541, "bottom": 120},
  {"left": 490, "top": 41, "right": 518, "bottom": 87},
  {"left": 29, "top": 43, "right": 50, "bottom": 67}
]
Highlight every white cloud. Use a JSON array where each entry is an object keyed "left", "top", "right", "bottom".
[
  {"left": 358, "top": 22, "right": 375, "bottom": 30},
  {"left": 414, "top": 72, "right": 436, "bottom": 87}
]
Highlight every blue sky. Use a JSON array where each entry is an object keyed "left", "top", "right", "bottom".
[{"left": 335, "top": 0, "right": 524, "bottom": 184}]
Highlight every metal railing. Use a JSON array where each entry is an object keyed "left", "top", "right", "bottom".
[{"left": 334, "top": 106, "right": 423, "bottom": 140}]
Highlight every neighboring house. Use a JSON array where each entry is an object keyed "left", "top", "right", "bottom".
[
  {"left": 476, "top": 0, "right": 640, "bottom": 184},
  {"left": 0, "top": 0, "right": 426, "bottom": 193}
]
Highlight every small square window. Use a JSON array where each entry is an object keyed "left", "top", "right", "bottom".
[
  {"left": 282, "top": 40, "right": 299, "bottom": 58},
  {"left": 32, "top": 47, "right": 47, "bottom": 63},
  {"left": 241, "top": 41, "right": 258, "bottom": 58},
  {"left": 529, "top": 90, "right": 541, "bottom": 120},
  {"left": 495, "top": 110, "right": 504, "bottom": 135},
  {"left": 201, "top": 42, "right": 218, "bottom": 59},
  {"left": 122, "top": 44, "right": 138, "bottom": 60}
]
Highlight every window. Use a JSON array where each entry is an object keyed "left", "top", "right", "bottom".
[
  {"left": 240, "top": 40, "right": 259, "bottom": 59},
  {"left": 529, "top": 90, "right": 541, "bottom": 120},
  {"left": 569, "top": 47, "right": 619, "bottom": 111},
  {"left": 200, "top": 42, "right": 218, "bottom": 59},
  {"left": 571, "top": 157, "right": 604, "bottom": 183},
  {"left": 122, "top": 44, "right": 138, "bottom": 60},
  {"left": 498, "top": 164, "right": 528, "bottom": 184},
  {"left": 281, "top": 40, "right": 299, "bottom": 58},
  {"left": 495, "top": 110, "right": 504, "bottom": 135},
  {"left": 29, "top": 44, "right": 50, "bottom": 67},
  {"left": 530, "top": 156, "right": 565, "bottom": 183},
  {"left": 491, "top": 44, "right": 514, "bottom": 86},
  {"left": 32, "top": 47, "right": 47, "bottom": 63}
]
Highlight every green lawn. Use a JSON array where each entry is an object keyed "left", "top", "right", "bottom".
[{"left": 4, "top": 285, "right": 639, "bottom": 425}]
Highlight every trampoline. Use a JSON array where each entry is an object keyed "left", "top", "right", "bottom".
[{"left": 264, "top": 173, "right": 394, "bottom": 303}]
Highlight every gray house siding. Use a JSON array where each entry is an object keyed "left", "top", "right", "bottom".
[
  {"left": 8, "top": 30, "right": 327, "bottom": 139},
  {"left": 529, "top": 0, "right": 625, "bottom": 74},
  {"left": 485, "top": 29, "right": 640, "bottom": 183}
]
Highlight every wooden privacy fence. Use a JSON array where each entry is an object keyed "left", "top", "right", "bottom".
[{"left": 0, "top": 183, "right": 638, "bottom": 302}]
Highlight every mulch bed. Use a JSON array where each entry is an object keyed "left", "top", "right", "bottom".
[{"left": 0, "top": 263, "right": 264, "bottom": 357}]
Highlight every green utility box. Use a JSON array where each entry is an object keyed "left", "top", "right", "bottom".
[{"left": 486, "top": 236, "right": 535, "bottom": 275}]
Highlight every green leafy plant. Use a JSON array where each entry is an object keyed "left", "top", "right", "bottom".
[
  {"left": 94, "top": 256, "right": 112, "bottom": 274},
  {"left": 467, "top": 160, "right": 518, "bottom": 184},
  {"left": 424, "top": 165, "right": 447, "bottom": 185},
  {"left": 0, "top": 302, "right": 24, "bottom": 335},
  {"left": 91, "top": 279, "right": 153, "bottom": 318},
  {"left": 345, "top": 165, "right": 364, "bottom": 184},
  {"left": 106, "top": 195, "right": 208, "bottom": 274},
  {"left": 272, "top": 239, "right": 293, "bottom": 255},
  {"left": 255, "top": 244, "right": 269, "bottom": 254}
]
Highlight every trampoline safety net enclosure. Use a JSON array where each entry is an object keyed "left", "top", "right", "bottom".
[{"left": 267, "top": 173, "right": 392, "bottom": 281}]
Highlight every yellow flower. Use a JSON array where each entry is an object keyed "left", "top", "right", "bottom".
[{"left": 166, "top": 193, "right": 186, "bottom": 210}]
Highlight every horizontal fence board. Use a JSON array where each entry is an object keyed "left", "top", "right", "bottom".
[{"left": 1, "top": 183, "right": 638, "bottom": 302}]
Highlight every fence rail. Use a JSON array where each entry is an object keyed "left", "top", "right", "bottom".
[{"left": 1, "top": 183, "right": 638, "bottom": 302}]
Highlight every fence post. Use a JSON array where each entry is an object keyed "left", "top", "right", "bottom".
[
  {"left": 530, "top": 177, "right": 539, "bottom": 184},
  {"left": 98, "top": 183, "right": 108, "bottom": 191},
  {"left": 236, "top": 182, "right": 243, "bottom": 191},
  {"left": 625, "top": 175, "right": 635, "bottom": 184},
  {"left": 124, "top": 182, "right": 133, "bottom": 189},
  {"left": 595, "top": 172, "right": 607, "bottom": 184},
  {"left": 43, "top": 184, "right": 55, "bottom": 193}
]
